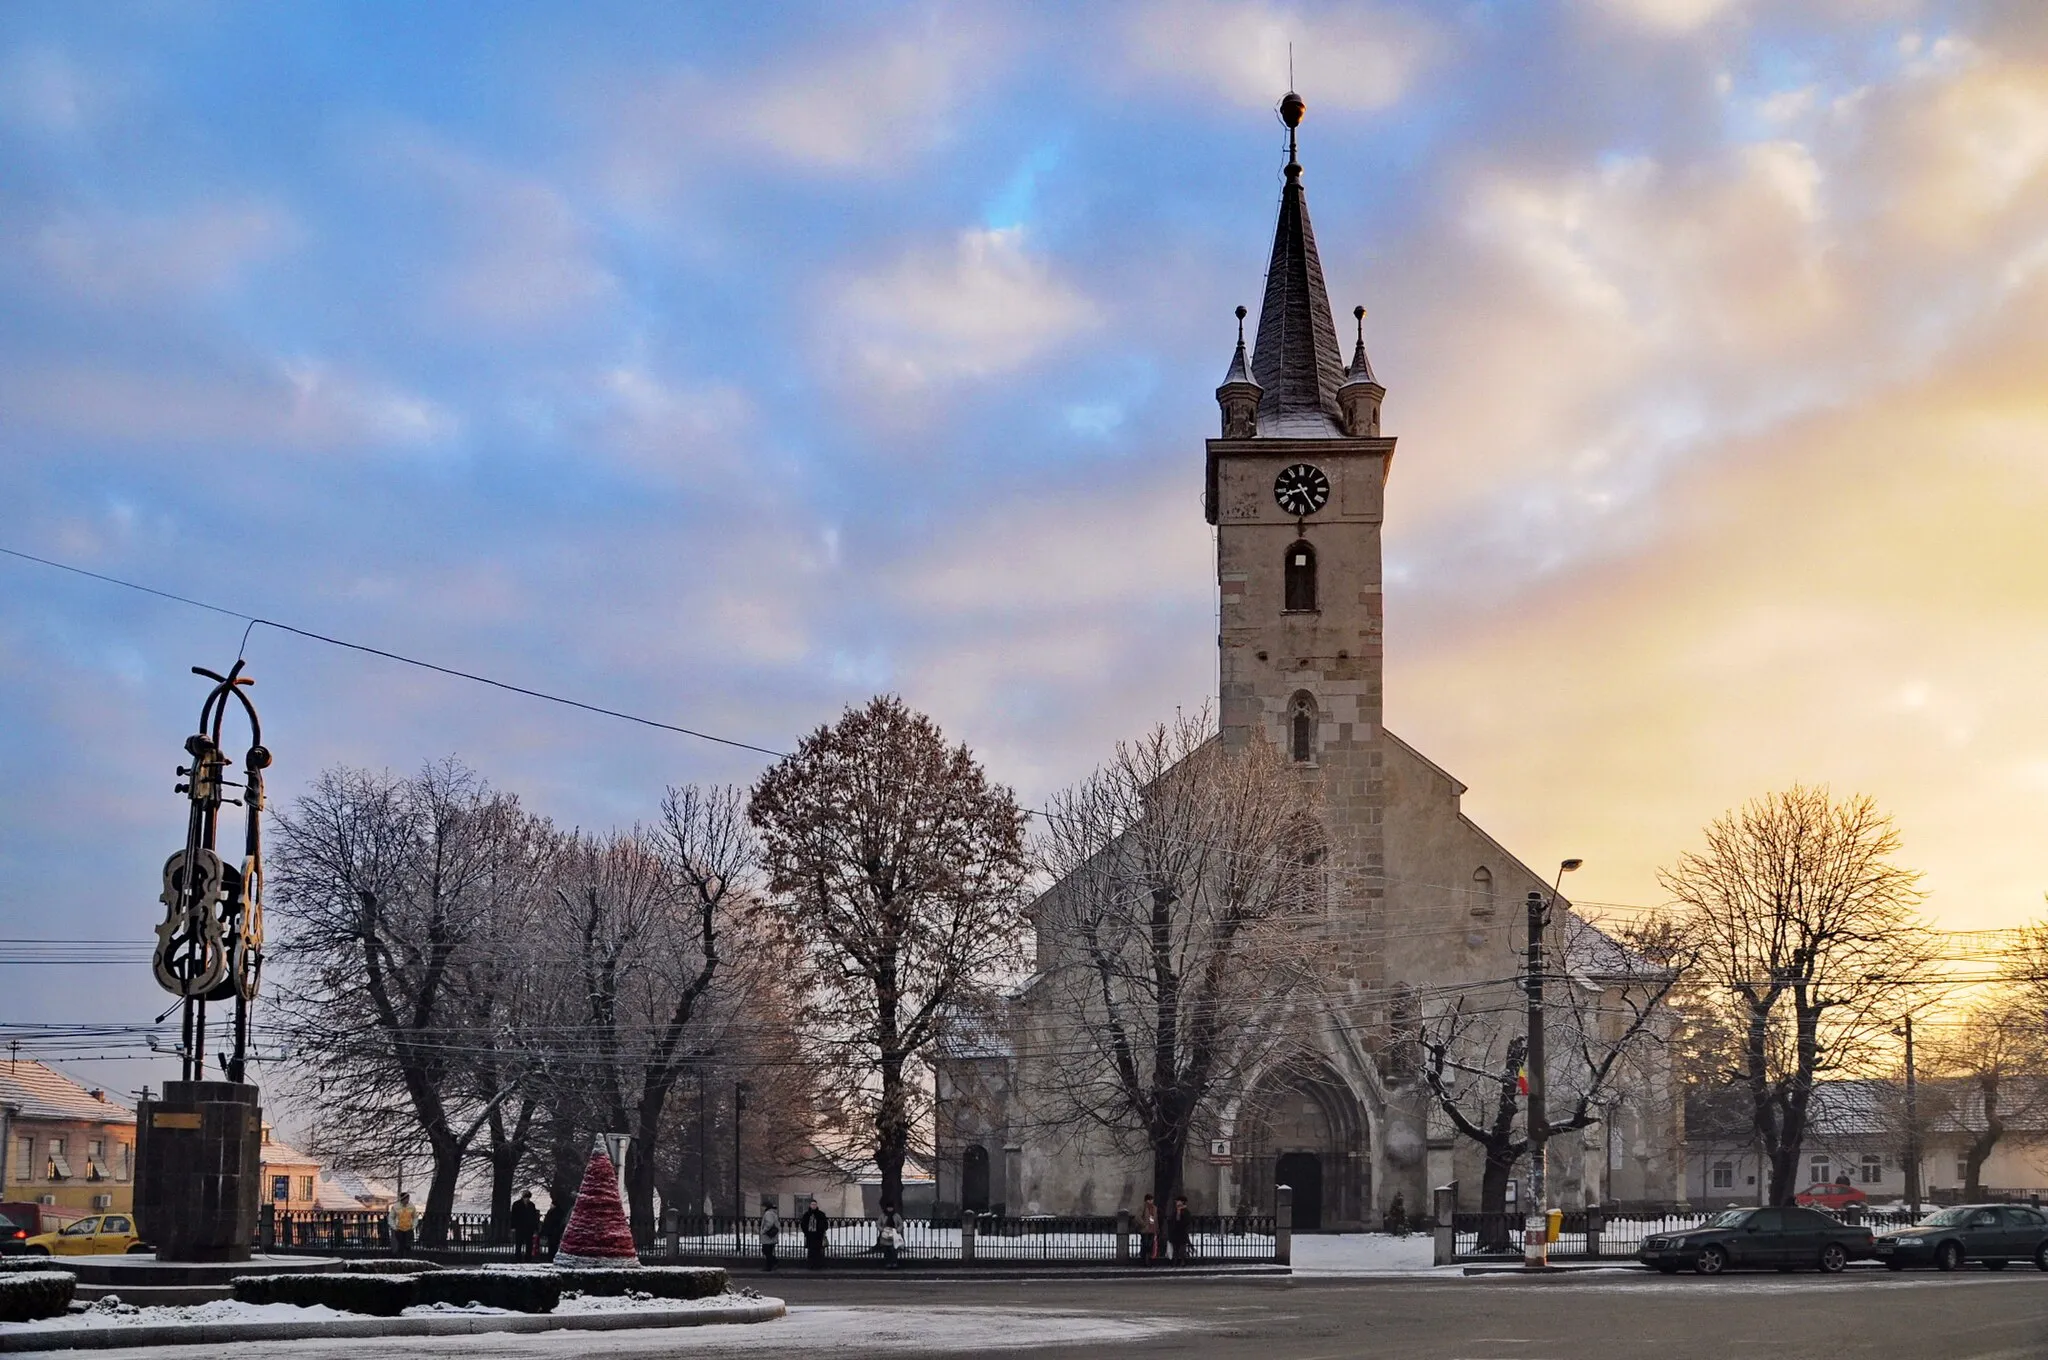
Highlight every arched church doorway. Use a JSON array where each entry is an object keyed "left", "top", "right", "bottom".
[
  {"left": 961, "top": 1145, "right": 990, "bottom": 1212},
  {"left": 1274, "top": 1152, "right": 1323, "bottom": 1230},
  {"left": 1238, "top": 1065, "right": 1368, "bottom": 1230}
]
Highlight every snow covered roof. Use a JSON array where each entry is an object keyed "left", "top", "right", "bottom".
[{"left": 0, "top": 1060, "right": 135, "bottom": 1125}]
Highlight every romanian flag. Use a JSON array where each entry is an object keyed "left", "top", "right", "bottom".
[{"left": 1516, "top": 1063, "right": 1530, "bottom": 1095}]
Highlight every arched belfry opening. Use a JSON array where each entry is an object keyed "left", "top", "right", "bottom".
[
  {"left": 1283, "top": 540, "right": 1317, "bottom": 612},
  {"left": 1289, "top": 691, "right": 1317, "bottom": 763}
]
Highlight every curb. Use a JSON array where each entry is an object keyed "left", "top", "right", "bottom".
[{"left": 0, "top": 1298, "right": 785, "bottom": 1352}]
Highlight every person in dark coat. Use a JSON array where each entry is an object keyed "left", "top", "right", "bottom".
[
  {"left": 508, "top": 1191, "right": 542, "bottom": 1260},
  {"left": 1139, "top": 1193, "right": 1159, "bottom": 1264},
  {"left": 879, "top": 1202, "right": 902, "bottom": 1270},
  {"left": 1168, "top": 1194, "right": 1192, "bottom": 1265},
  {"left": 800, "top": 1197, "right": 830, "bottom": 1270},
  {"left": 540, "top": 1200, "right": 569, "bottom": 1260}
]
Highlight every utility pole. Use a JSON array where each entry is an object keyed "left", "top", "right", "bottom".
[
  {"left": 1902, "top": 1016, "right": 1921, "bottom": 1218},
  {"left": 1524, "top": 859, "right": 1582, "bottom": 1270},
  {"left": 732, "top": 1080, "right": 748, "bottom": 1256},
  {"left": 697, "top": 1070, "right": 708, "bottom": 1229},
  {"left": 1524, "top": 889, "right": 1548, "bottom": 1268}
]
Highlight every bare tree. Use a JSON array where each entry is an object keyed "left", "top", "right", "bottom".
[
  {"left": 1032, "top": 711, "right": 1329, "bottom": 1208},
  {"left": 1661, "top": 785, "right": 1932, "bottom": 1205},
  {"left": 269, "top": 760, "right": 551, "bottom": 1244},
  {"left": 1412, "top": 911, "right": 1689, "bottom": 1227},
  {"left": 1920, "top": 993, "right": 2048, "bottom": 1199},
  {"left": 748, "top": 695, "right": 1028, "bottom": 1214}
]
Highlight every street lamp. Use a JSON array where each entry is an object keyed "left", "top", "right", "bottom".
[
  {"left": 732, "top": 1080, "right": 749, "bottom": 1256},
  {"left": 1525, "top": 857, "right": 1582, "bottom": 1269}
]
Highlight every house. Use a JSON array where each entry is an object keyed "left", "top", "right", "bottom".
[
  {"left": 1686, "top": 1078, "right": 2048, "bottom": 1206},
  {"left": 257, "top": 1126, "right": 323, "bottom": 1214},
  {"left": 0, "top": 1059, "right": 138, "bottom": 1216}
]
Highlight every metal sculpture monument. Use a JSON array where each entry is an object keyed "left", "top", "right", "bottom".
[{"left": 135, "top": 661, "right": 272, "bottom": 1261}]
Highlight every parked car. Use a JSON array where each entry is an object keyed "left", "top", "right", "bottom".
[
  {"left": 0, "top": 1203, "right": 77, "bottom": 1254},
  {"left": 1794, "top": 1182, "right": 1869, "bottom": 1212},
  {"left": 19, "top": 1213, "right": 147, "bottom": 1257},
  {"left": 1875, "top": 1204, "right": 2048, "bottom": 1272},
  {"left": 1638, "top": 1206, "right": 1877, "bottom": 1275}
]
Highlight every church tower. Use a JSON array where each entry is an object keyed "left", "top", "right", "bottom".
[{"left": 1208, "top": 90, "right": 1392, "bottom": 915}]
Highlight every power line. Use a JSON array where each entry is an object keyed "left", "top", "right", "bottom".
[{"left": 0, "top": 544, "right": 788, "bottom": 759}]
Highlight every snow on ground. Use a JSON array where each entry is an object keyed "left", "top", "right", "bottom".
[
  {"left": 0, "top": 1304, "right": 1187, "bottom": 1358},
  {"left": 1288, "top": 1232, "right": 1443, "bottom": 1275},
  {"left": 0, "top": 1296, "right": 359, "bottom": 1332}
]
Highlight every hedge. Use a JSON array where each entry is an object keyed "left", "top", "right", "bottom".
[
  {"left": 341, "top": 1258, "right": 442, "bottom": 1274},
  {"left": 0, "top": 1270, "right": 76, "bottom": 1324},
  {"left": 552, "top": 1266, "right": 727, "bottom": 1300},
  {"left": 232, "top": 1273, "right": 418, "bottom": 1317},
  {"left": 414, "top": 1269, "right": 560, "bottom": 1313}
]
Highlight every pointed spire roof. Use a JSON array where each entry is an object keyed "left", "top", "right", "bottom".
[
  {"left": 1221, "top": 305, "right": 1256, "bottom": 386},
  {"left": 1251, "top": 93, "right": 1346, "bottom": 436},
  {"left": 1343, "top": 304, "right": 1377, "bottom": 387}
]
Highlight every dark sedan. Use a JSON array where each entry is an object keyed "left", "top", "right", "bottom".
[
  {"left": 1639, "top": 1206, "right": 1876, "bottom": 1275},
  {"left": 1875, "top": 1204, "right": 2048, "bottom": 1272}
]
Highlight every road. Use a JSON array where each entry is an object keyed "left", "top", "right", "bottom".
[{"left": 27, "top": 1269, "right": 2048, "bottom": 1359}]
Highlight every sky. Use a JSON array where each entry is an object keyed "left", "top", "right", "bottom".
[{"left": 4, "top": 0, "right": 2048, "bottom": 1093}]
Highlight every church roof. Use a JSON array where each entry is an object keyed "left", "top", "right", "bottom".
[{"left": 1251, "top": 118, "right": 1347, "bottom": 438}]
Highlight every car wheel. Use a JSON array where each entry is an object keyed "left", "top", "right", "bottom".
[
  {"left": 26, "top": 1247, "right": 49, "bottom": 1257},
  {"left": 1695, "top": 1245, "right": 1728, "bottom": 1276},
  {"left": 1819, "top": 1243, "right": 1848, "bottom": 1274},
  {"left": 2035, "top": 1241, "right": 2048, "bottom": 1272},
  {"left": 1985, "top": 1259, "right": 2008, "bottom": 1271},
  {"left": 1936, "top": 1240, "right": 1964, "bottom": 1272},
  {"left": 125, "top": 1243, "right": 151, "bottom": 1254},
  {"left": 1656, "top": 1264, "right": 1679, "bottom": 1275},
  {"left": 1886, "top": 1260, "right": 1907, "bottom": 1272}
]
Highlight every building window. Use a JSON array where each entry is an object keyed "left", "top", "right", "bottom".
[
  {"left": 1711, "top": 1162, "right": 1733, "bottom": 1189},
  {"left": 47, "top": 1138, "right": 70, "bottom": 1180},
  {"left": 119, "top": 1144, "right": 131, "bottom": 1182},
  {"left": 1471, "top": 866, "right": 1495, "bottom": 918},
  {"left": 298, "top": 1176, "right": 315, "bottom": 1202},
  {"left": 1290, "top": 692, "right": 1317, "bottom": 763},
  {"left": 13, "top": 1138, "right": 28, "bottom": 1181},
  {"left": 1957, "top": 1160, "right": 1969, "bottom": 1183},
  {"left": 1282, "top": 813, "right": 1328, "bottom": 913},
  {"left": 272, "top": 1176, "right": 290, "bottom": 1202},
  {"left": 1860, "top": 1154, "right": 1882, "bottom": 1184},
  {"left": 1283, "top": 540, "right": 1317, "bottom": 612}
]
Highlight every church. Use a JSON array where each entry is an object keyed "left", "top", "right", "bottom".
[{"left": 935, "top": 96, "right": 1683, "bottom": 1230}]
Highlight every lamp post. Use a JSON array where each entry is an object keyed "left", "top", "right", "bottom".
[
  {"left": 1525, "top": 857, "right": 1582, "bottom": 1269},
  {"left": 1896, "top": 1016, "right": 1921, "bottom": 1218}
]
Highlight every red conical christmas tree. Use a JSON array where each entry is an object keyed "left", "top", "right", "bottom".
[{"left": 552, "top": 1146, "right": 641, "bottom": 1267}]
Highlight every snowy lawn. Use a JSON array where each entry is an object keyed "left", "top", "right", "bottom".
[
  {"left": 1288, "top": 1233, "right": 1445, "bottom": 1275},
  {"left": 0, "top": 1288, "right": 764, "bottom": 1334}
]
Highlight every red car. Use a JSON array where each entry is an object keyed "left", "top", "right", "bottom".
[{"left": 1795, "top": 1182, "right": 1869, "bottom": 1212}]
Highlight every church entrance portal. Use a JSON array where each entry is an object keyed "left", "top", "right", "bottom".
[
  {"left": 962, "top": 1145, "right": 990, "bottom": 1212},
  {"left": 1274, "top": 1152, "right": 1323, "bottom": 1230}
]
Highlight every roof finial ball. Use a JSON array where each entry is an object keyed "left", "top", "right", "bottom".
[
  {"left": 1236, "top": 303, "right": 1248, "bottom": 343},
  {"left": 1279, "top": 89, "right": 1306, "bottom": 172}
]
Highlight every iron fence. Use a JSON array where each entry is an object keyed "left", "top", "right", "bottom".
[
  {"left": 1452, "top": 1204, "right": 1960, "bottom": 1262},
  {"left": 267, "top": 1208, "right": 1282, "bottom": 1267}
]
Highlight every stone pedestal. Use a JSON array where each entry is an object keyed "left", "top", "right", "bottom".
[{"left": 134, "top": 1081, "right": 263, "bottom": 1262}]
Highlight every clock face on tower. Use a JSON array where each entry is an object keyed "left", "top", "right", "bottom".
[{"left": 1273, "top": 463, "right": 1331, "bottom": 517}]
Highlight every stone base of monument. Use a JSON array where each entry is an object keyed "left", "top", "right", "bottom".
[
  {"left": 133, "top": 1081, "right": 264, "bottom": 1263},
  {"left": 18, "top": 1253, "right": 342, "bottom": 1306}
]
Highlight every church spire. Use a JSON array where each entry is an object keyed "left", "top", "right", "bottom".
[{"left": 1250, "top": 90, "right": 1346, "bottom": 436}]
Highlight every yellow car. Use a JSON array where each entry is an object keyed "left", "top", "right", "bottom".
[{"left": 22, "top": 1213, "right": 147, "bottom": 1256}]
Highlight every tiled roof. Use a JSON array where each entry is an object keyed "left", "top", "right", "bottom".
[
  {"left": 0, "top": 1060, "right": 135, "bottom": 1125},
  {"left": 259, "top": 1136, "right": 319, "bottom": 1169},
  {"left": 1250, "top": 148, "right": 1347, "bottom": 437}
]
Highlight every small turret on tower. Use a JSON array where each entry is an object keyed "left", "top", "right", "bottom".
[
  {"left": 1337, "top": 305, "right": 1384, "bottom": 437},
  {"left": 1216, "top": 305, "right": 1263, "bottom": 438}
]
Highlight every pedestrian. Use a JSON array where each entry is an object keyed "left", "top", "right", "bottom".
[
  {"left": 1139, "top": 1193, "right": 1158, "bottom": 1265},
  {"left": 508, "top": 1190, "right": 541, "bottom": 1260},
  {"left": 387, "top": 1191, "right": 417, "bottom": 1257},
  {"left": 540, "top": 1200, "right": 568, "bottom": 1260},
  {"left": 1169, "top": 1194, "right": 1191, "bottom": 1266},
  {"left": 880, "top": 1202, "right": 902, "bottom": 1270},
  {"left": 800, "top": 1196, "right": 830, "bottom": 1270},
  {"left": 759, "top": 1196, "right": 781, "bottom": 1272},
  {"left": 1383, "top": 1192, "right": 1408, "bottom": 1238}
]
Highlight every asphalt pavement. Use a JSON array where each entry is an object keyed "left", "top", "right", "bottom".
[{"left": 24, "top": 1268, "right": 2048, "bottom": 1359}]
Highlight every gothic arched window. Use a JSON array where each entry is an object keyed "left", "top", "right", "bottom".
[
  {"left": 1289, "top": 691, "right": 1317, "bottom": 763},
  {"left": 1471, "top": 866, "right": 1495, "bottom": 918},
  {"left": 1284, "top": 540, "right": 1317, "bottom": 612}
]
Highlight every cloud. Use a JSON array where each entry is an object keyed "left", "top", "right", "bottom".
[
  {"left": 30, "top": 201, "right": 296, "bottom": 303},
  {"left": 0, "top": 357, "right": 457, "bottom": 452},
  {"left": 1584, "top": 0, "right": 1749, "bottom": 34},
  {"left": 1123, "top": 0, "right": 1438, "bottom": 112},
  {"left": 829, "top": 226, "right": 1100, "bottom": 396},
  {"left": 0, "top": 45, "right": 121, "bottom": 133}
]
